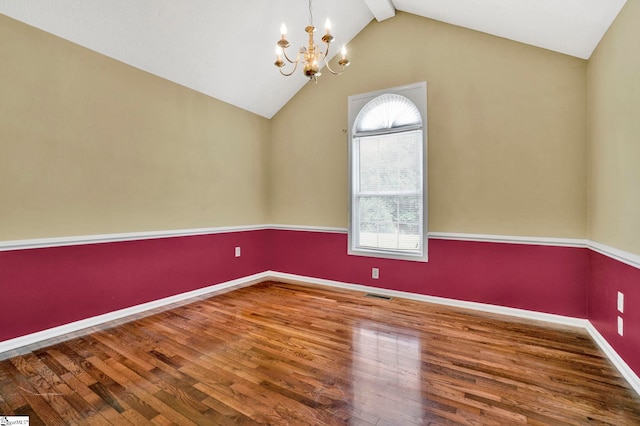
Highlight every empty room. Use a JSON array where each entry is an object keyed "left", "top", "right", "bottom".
[{"left": 1, "top": 0, "right": 640, "bottom": 424}]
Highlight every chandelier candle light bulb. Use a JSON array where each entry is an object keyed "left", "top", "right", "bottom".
[
  {"left": 274, "top": 46, "right": 284, "bottom": 68},
  {"left": 274, "top": 0, "right": 350, "bottom": 82}
]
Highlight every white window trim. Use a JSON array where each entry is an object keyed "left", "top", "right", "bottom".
[{"left": 348, "top": 82, "right": 428, "bottom": 262}]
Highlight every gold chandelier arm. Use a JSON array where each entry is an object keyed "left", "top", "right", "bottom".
[
  {"left": 324, "top": 60, "right": 346, "bottom": 76},
  {"left": 324, "top": 43, "right": 350, "bottom": 75},
  {"left": 320, "top": 41, "right": 330, "bottom": 63},
  {"left": 282, "top": 48, "right": 300, "bottom": 64},
  {"left": 279, "top": 60, "right": 300, "bottom": 77}
]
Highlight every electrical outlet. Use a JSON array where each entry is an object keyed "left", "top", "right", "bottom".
[
  {"left": 235, "top": 247, "right": 241, "bottom": 257},
  {"left": 618, "top": 316, "right": 624, "bottom": 336},
  {"left": 617, "top": 291, "right": 624, "bottom": 313},
  {"left": 372, "top": 268, "right": 379, "bottom": 279}
]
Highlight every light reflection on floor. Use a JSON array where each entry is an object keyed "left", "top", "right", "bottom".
[{"left": 352, "top": 323, "right": 423, "bottom": 424}]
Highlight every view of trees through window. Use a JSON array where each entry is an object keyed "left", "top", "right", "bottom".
[{"left": 356, "top": 130, "right": 422, "bottom": 251}]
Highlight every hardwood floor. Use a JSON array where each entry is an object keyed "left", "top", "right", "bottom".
[{"left": 1, "top": 281, "right": 639, "bottom": 425}]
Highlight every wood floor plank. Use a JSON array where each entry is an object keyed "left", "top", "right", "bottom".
[
  {"left": 2, "top": 358, "right": 68, "bottom": 425},
  {"left": 58, "top": 372, "right": 123, "bottom": 426},
  {"left": 1, "top": 280, "right": 639, "bottom": 424}
]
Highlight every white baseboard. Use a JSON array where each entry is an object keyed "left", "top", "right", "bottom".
[
  {"left": 266, "top": 271, "right": 640, "bottom": 396},
  {"left": 0, "top": 272, "right": 270, "bottom": 356},
  {"left": 265, "top": 271, "right": 589, "bottom": 328},
  {"left": 585, "top": 322, "right": 640, "bottom": 396},
  {"left": 1, "top": 270, "right": 638, "bottom": 397}
]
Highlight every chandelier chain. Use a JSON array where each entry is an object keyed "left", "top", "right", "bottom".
[{"left": 308, "top": 0, "right": 313, "bottom": 26}]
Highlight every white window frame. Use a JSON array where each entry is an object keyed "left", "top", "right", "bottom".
[{"left": 348, "top": 82, "right": 428, "bottom": 262}]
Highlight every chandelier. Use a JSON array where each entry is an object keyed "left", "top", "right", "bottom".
[{"left": 274, "top": 0, "right": 350, "bottom": 82}]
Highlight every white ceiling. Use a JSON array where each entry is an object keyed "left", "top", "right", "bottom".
[{"left": 0, "top": 0, "right": 627, "bottom": 119}]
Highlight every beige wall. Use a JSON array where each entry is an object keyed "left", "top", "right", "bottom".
[
  {"left": 0, "top": 16, "right": 269, "bottom": 240},
  {"left": 2, "top": 12, "right": 592, "bottom": 242},
  {"left": 587, "top": 0, "right": 640, "bottom": 256},
  {"left": 269, "top": 12, "right": 588, "bottom": 238}
]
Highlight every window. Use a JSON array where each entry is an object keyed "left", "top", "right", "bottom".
[{"left": 348, "top": 82, "right": 427, "bottom": 261}]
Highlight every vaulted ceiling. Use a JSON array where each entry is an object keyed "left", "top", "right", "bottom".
[{"left": 1, "top": 0, "right": 627, "bottom": 118}]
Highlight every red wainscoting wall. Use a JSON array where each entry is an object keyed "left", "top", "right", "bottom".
[
  {"left": 0, "top": 230, "right": 270, "bottom": 342},
  {"left": 588, "top": 250, "right": 640, "bottom": 376},
  {"left": 266, "top": 230, "right": 589, "bottom": 318},
  {"left": 3, "top": 228, "right": 639, "bottom": 380}
]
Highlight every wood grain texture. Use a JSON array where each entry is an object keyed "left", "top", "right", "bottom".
[{"left": 1, "top": 281, "right": 639, "bottom": 425}]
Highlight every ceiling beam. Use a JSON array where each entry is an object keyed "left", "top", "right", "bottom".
[{"left": 363, "top": 0, "right": 396, "bottom": 22}]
